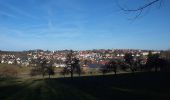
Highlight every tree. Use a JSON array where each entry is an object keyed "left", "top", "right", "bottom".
[
  {"left": 124, "top": 53, "right": 136, "bottom": 73},
  {"left": 30, "top": 58, "right": 55, "bottom": 78},
  {"left": 100, "top": 59, "right": 119, "bottom": 75},
  {"left": 60, "top": 67, "right": 69, "bottom": 77},
  {"left": 84, "top": 59, "right": 92, "bottom": 65},
  {"left": 100, "top": 65, "right": 108, "bottom": 76},
  {"left": 161, "top": 50, "right": 170, "bottom": 60},
  {"left": 64, "top": 50, "right": 81, "bottom": 79},
  {"left": 158, "top": 58, "right": 169, "bottom": 72},
  {"left": 109, "top": 60, "right": 119, "bottom": 75},
  {"left": 41, "top": 59, "right": 47, "bottom": 78},
  {"left": 30, "top": 58, "right": 42, "bottom": 77},
  {"left": 40, "top": 59, "right": 55, "bottom": 78},
  {"left": 119, "top": 61, "right": 129, "bottom": 72},
  {"left": 146, "top": 52, "right": 161, "bottom": 72},
  {"left": 65, "top": 50, "right": 74, "bottom": 79},
  {"left": 46, "top": 61, "right": 55, "bottom": 78},
  {"left": 73, "top": 58, "right": 81, "bottom": 76},
  {"left": 160, "top": 50, "right": 170, "bottom": 71},
  {"left": 117, "top": 0, "right": 163, "bottom": 19}
]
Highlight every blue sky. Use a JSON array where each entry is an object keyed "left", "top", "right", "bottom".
[{"left": 0, "top": 0, "right": 170, "bottom": 51}]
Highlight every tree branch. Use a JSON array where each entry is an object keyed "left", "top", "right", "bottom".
[
  {"left": 116, "top": 0, "right": 162, "bottom": 20},
  {"left": 119, "top": 0, "right": 161, "bottom": 12}
]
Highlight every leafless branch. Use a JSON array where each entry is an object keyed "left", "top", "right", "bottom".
[
  {"left": 116, "top": 0, "right": 162, "bottom": 20},
  {"left": 119, "top": 0, "right": 161, "bottom": 12}
]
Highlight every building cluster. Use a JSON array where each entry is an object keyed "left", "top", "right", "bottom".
[{"left": 0, "top": 49, "right": 160, "bottom": 68}]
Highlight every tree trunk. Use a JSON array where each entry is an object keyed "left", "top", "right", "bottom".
[
  {"left": 78, "top": 68, "right": 81, "bottom": 77},
  {"left": 42, "top": 74, "right": 44, "bottom": 78},
  {"left": 114, "top": 71, "right": 117, "bottom": 75},
  {"left": 71, "top": 66, "right": 73, "bottom": 80},
  {"left": 71, "top": 71, "right": 73, "bottom": 80},
  {"left": 49, "top": 74, "right": 50, "bottom": 79},
  {"left": 155, "top": 65, "right": 158, "bottom": 72}
]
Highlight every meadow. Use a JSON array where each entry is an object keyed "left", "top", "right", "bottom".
[{"left": 0, "top": 72, "right": 170, "bottom": 100}]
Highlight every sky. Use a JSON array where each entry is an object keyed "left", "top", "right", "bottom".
[{"left": 0, "top": 0, "right": 170, "bottom": 51}]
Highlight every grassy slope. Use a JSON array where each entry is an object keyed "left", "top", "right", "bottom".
[
  {"left": 0, "top": 72, "right": 170, "bottom": 100},
  {"left": 0, "top": 64, "right": 31, "bottom": 73}
]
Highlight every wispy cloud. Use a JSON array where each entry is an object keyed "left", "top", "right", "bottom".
[
  {"left": 0, "top": 11, "right": 17, "bottom": 18},
  {"left": 0, "top": 1, "right": 38, "bottom": 20},
  {"left": 47, "top": 8, "right": 55, "bottom": 31},
  {"left": 0, "top": 24, "right": 82, "bottom": 39}
]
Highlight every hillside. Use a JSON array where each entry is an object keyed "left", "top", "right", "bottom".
[{"left": 0, "top": 72, "right": 170, "bottom": 100}]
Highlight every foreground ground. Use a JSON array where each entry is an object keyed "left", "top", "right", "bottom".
[{"left": 0, "top": 72, "right": 170, "bottom": 100}]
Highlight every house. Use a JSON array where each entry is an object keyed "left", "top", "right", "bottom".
[
  {"left": 8, "top": 60, "right": 14, "bottom": 64},
  {"left": 142, "top": 52, "right": 149, "bottom": 56},
  {"left": 53, "top": 63, "right": 66, "bottom": 68},
  {"left": 1, "top": 60, "right": 6, "bottom": 63},
  {"left": 21, "top": 61, "right": 29, "bottom": 67}
]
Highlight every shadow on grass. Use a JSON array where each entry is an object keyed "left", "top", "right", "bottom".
[{"left": 0, "top": 72, "right": 170, "bottom": 100}]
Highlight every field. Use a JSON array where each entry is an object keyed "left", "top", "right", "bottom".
[{"left": 0, "top": 72, "right": 170, "bottom": 100}]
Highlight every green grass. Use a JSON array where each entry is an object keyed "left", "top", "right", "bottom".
[{"left": 0, "top": 72, "right": 170, "bottom": 100}]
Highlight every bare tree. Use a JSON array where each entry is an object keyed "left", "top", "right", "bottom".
[
  {"left": 60, "top": 67, "right": 69, "bottom": 77},
  {"left": 124, "top": 53, "right": 136, "bottom": 73},
  {"left": 100, "top": 59, "right": 119, "bottom": 76},
  {"left": 117, "top": 0, "right": 163, "bottom": 19},
  {"left": 146, "top": 52, "right": 168, "bottom": 72},
  {"left": 30, "top": 58, "right": 54, "bottom": 78},
  {"left": 30, "top": 58, "right": 42, "bottom": 77},
  {"left": 64, "top": 50, "right": 81, "bottom": 80},
  {"left": 108, "top": 60, "right": 118, "bottom": 75},
  {"left": 41, "top": 59, "right": 47, "bottom": 78},
  {"left": 100, "top": 65, "right": 108, "bottom": 76}
]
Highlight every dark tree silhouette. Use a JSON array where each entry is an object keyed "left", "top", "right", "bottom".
[
  {"left": 41, "top": 59, "right": 55, "bottom": 78},
  {"left": 30, "top": 58, "right": 42, "bottom": 76},
  {"left": 41, "top": 59, "right": 47, "bottom": 78},
  {"left": 109, "top": 60, "right": 119, "bottom": 75},
  {"left": 161, "top": 50, "right": 170, "bottom": 60},
  {"left": 73, "top": 58, "right": 81, "bottom": 76},
  {"left": 46, "top": 62, "right": 55, "bottom": 78},
  {"left": 100, "top": 64, "right": 109, "bottom": 76},
  {"left": 100, "top": 59, "right": 119, "bottom": 76},
  {"left": 119, "top": 61, "right": 129, "bottom": 71},
  {"left": 65, "top": 50, "right": 74, "bottom": 79},
  {"left": 30, "top": 58, "right": 55, "bottom": 78},
  {"left": 64, "top": 50, "right": 81, "bottom": 79},
  {"left": 60, "top": 67, "right": 69, "bottom": 77},
  {"left": 146, "top": 52, "right": 161, "bottom": 72},
  {"left": 119, "top": 0, "right": 161, "bottom": 11},
  {"left": 160, "top": 50, "right": 170, "bottom": 71},
  {"left": 117, "top": 0, "right": 163, "bottom": 19},
  {"left": 124, "top": 53, "right": 136, "bottom": 73}
]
